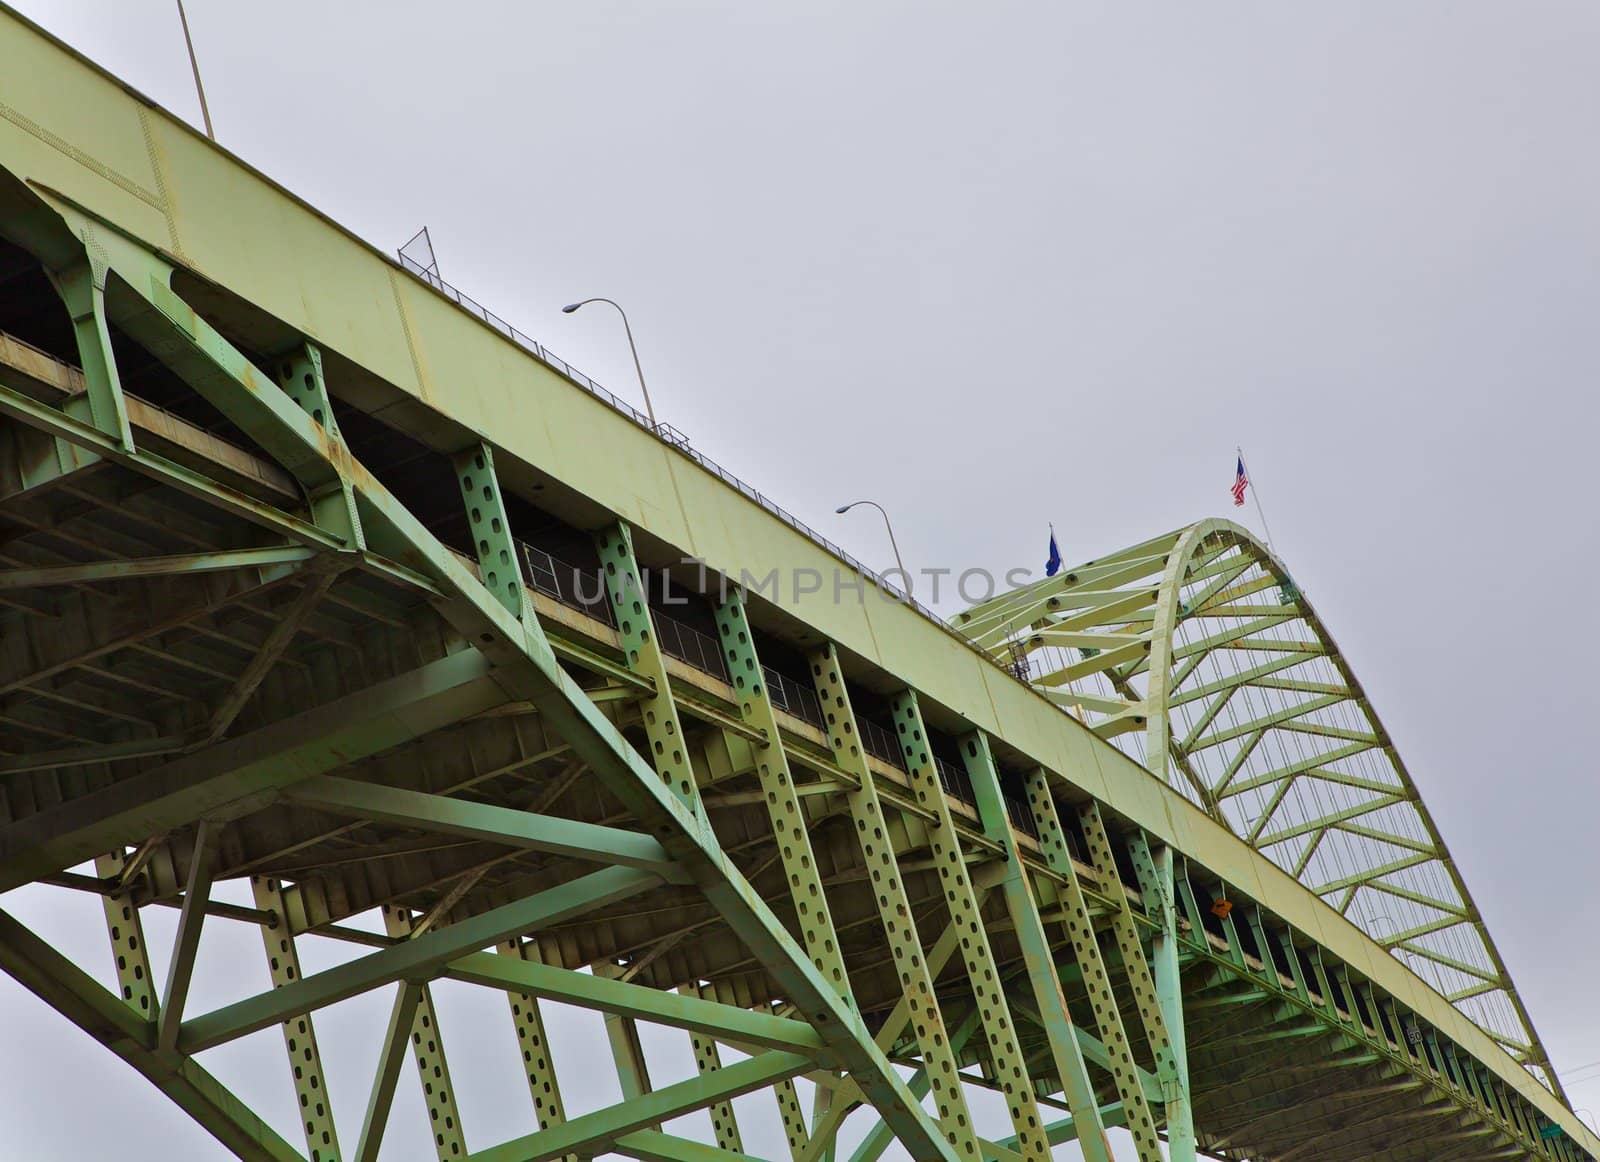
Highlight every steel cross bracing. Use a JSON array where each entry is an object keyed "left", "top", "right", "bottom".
[
  {"left": 957, "top": 520, "right": 1562, "bottom": 1099},
  {"left": 0, "top": 224, "right": 1587, "bottom": 1162},
  {"left": 0, "top": 12, "right": 1593, "bottom": 1160}
]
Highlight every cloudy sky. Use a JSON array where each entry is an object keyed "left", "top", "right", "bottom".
[{"left": 3, "top": 1, "right": 1598, "bottom": 1158}]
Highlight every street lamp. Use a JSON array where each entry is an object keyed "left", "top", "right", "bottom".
[
  {"left": 835, "top": 500, "right": 909, "bottom": 586},
  {"left": 561, "top": 297, "right": 658, "bottom": 430}
]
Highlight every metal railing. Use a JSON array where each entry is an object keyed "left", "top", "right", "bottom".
[
  {"left": 934, "top": 756, "right": 976, "bottom": 805},
  {"left": 1005, "top": 795, "right": 1039, "bottom": 839},
  {"left": 395, "top": 251, "right": 1022, "bottom": 674},
  {"left": 859, "top": 719, "right": 904, "bottom": 771},
  {"left": 652, "top": 613, "right": 728, "bottom": 682},
  {"left": 521, "top": 544, "right": 614, "bottom": 625},
  {"left": 522, "top": 544, "right": 731, "bottom": 682},
  {"left": 764, "top": 666, "right": 825, "bottom": 728}
]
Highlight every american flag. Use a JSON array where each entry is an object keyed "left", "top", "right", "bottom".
[{"left": 1231, "top": 456, "right": 1249, "bottom": 507}]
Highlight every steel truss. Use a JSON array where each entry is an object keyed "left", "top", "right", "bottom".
[
  {"left": 959, "top": 521, "right": 1562, "bottom": 1098},
  {"left": 0, "top": 169, "right": 1588, "bottom": 1162}
]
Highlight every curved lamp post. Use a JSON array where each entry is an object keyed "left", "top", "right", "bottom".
[
  {"left": 562, "top": 297, "right": 658, "bottom": 430},
  {"left": 835, "top": 499, "right": 909, "bottom": 586}
]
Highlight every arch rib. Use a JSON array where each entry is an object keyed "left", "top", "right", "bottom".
[{"left": 959, "top": 517, "right": 1564, "bottom": 1100}]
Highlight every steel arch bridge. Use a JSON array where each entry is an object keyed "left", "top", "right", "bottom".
[
  {"left": 955, "top": 520, "right": 1554, "bottom": 1085},
  {"left": 0, "top": 8, "right": 1591, "bottom": 1162}
]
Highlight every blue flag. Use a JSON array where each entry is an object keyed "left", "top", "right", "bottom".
[{"left": 1045, "top": 527, "right": 1062, "bottom": 577}]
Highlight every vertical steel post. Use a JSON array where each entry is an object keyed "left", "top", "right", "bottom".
[
  {"left": 498, "top": 937, "right": 576, "bottom": 1158},
  {"left": 773, "top": 1076, "right": 812, "bottom": 1161},
  {"left": 277, "top": 341, "right": 362, "bottom": 546},
  {"left": 807, "top": 644, "right": 980, "bottom": 1162},
  {"left": 1016, "top": 769, "right": 1158, "bottom": 1160},
  {"left": 455, "top": 442, "right": 524, "bottom": 619},
  {"left": 681, "top": 983, "right": 745, "bottom": 1153},
  {"left": 47, "top": 260, "right": 133, "bottom": 448},
  {"left": 381, "top": 905, "right": 469, "bottom": 1160},
  {"left": 596, "top": 522, "right": 702, "bottom": 816},
  {"left": 888, "top": 692, "right": 1054, "bottom": 1162},
  {"left": 712, "top": 588, "right": 852, "bottom": 994},
  {"left": 1125, "top": 836, "right": 1196, "bottom": 1162},
  {"left": 97, "top": 848, "right": 159, "bottom": 1021},
  {"left": 252, "top": 876, "right": 343, "bottom": 1162}
]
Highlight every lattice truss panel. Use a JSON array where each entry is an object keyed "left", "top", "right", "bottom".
[
  {"left": 0, "top": 108, "right": 1590, "bottom": 1159},
  {"left": 958, "top": 521, "right": 1553, "bottom": 1090}
]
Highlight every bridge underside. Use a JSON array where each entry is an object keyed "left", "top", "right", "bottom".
[{"left": 0, "top": 29, "right": 1591, "bottom": 1159}]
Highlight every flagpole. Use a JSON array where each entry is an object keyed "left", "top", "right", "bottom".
[{"left": 1237, "top": 445, "right": 1275, "bottom": 552}]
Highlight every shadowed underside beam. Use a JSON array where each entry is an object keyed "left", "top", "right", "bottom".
[
  {"left": 473, "top": 1052, "right": 816, "bottom": 1162},
  {"left": 0, "top": 648, "right": 506, "bottom": 893},
  {"left": 284, "top": 775, "right": 690, "bottom": 882},
  {"left": 178, "top": 866, "right": 661, "bottom": 1054},
  {"left": 445, "top": 953, "right": 829, "bottom": 1056}
]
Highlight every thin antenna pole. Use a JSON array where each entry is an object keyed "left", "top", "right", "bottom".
[
  {"left": 1237, "top": 445, "right": 1275, "bottom": 552},
  {"left": 176, "top": 0, "right": 215, "bottom": 141}
]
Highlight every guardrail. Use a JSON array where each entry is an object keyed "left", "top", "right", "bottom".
[
  {"left": 934, "top": 756, "right": 976, "bottom": 804},
  {"left": 521, "top": 544, "right": 615, "bottom": 625},
  {"left": 1005, "top": 795, "right": 1039, "bottom": 839},
  {"left": 397, "top": 252, "right": 1018, "bottom": 674},
  {"left": 764, "top": 666, "right": 825, "bottom": 728},
  {"left": 859, "top": 719, "right": 905, "bottom": 771},
  {"left": 652, "top": 613, "right": 728, "bottom": 682}
]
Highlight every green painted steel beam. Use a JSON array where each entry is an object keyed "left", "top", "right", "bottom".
[
  {"left": 807, "top": 644, "right": 980, "bottom": 1161},
  {"left": 1312, "top": 851, "right": 1434, "bottom": 896},
  {"left": 1255, "top": 793, "right": 1405, "bottom": 847},
  {"left": 0, "top": 545, "right": 317, "bottom": 588},
  {"left": 1187, "top": 692, "right": 1351, "bottom": 752},
  {"left": 96, "top": 848, "right": 160, "bottom": 1021},
  {"left": 891, "top": 691, "right": 1055, "bottom": 1161},
  {"left": 595, "top": 522, "right": 703, "bottom": 813},
  {"left": 813, "top": 885, "right": 1004, "bottom": 1161},
  {"left": 0, "top": 909, "right": 306, "bottom": 1162},
  {"left": 679, "top": 983, "right": 745, "bottom": 1154},
  {"left": 992, "top": 1103, "right": 1130, "bottom": 1152},
  {"left": 353, "top": 983, "right": 423, "bottom": 1162},
  {"left": 445, "top": 952, "right": 829, "bottom": 1056},
  {"left": 49, "top": 257, "right": 133, "bottom": 448},
  {"left": 284, "top": 775, "right": 688, "bottom": 880},
  {"left": 201, "top": 566, "right": 344, "bottom": 747},
  {"left": 612, "top": 1130, "right": 767, "bottom": 1162},
  {"left": 1011, "top": 777, "right": 1152, "bottom": 1158},
  {"left": 495, "top": 939, "right": 577, "bottom": 1159},
  {"left": 469, "top": 1051, "right": 815, "bottom": 1162},
  {"left": 1126, "top": 833, "right": 1197, "bottom": 1162},
  {"left": 1220, "top": 740, "right": 1379, "bottom": 800},
  {"left": 157, "top": 819, "right": 214, "bottom": 1053},
  {"left": 713, "top": 588, "right": 854, "bottom": 996},
  {"left": 0, "top": 648, "right": 506, "bottom": 893},
  {"left": 180, "top": 866, "right": 658, "bottom": 1053},
  {"left": 838, "top": 1010, "right": 983, "bottom": 1162},
  {"left": 456, "top": 441, "right": 523, "bottom": 619},
  {"left": 252, "top": 875, "right": 342, "bottom": 1162},
  {"left": 383, "top": 907, "right": 469, "bottom": 1161}
]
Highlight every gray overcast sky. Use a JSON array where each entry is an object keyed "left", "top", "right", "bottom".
[{"left": 2, "top": 1, "right": 1598, "bottom": 1158}]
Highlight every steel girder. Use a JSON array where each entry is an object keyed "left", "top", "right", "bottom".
[
  {"left": 958, "top": 518, "right": 1562, "bottom": 1099},
  {"left": 0, "top": 200, "right": 960, "bottom": 1160},
  {"left": 0, "top": 100, "right": 1588, "bottom": 1162}
]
